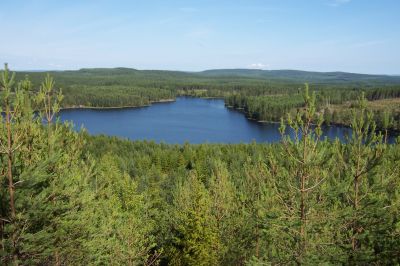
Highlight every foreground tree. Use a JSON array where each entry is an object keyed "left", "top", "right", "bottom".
[
  {"left": 0, "top": 65, "right": 155, "bottom": 265},
  {"left": 333, "top": 94, "right": 400, "bottom": 263},
  {"left": 167, "top": 172, "right": 219, "bottom": 265},
  {"left": 272, "top": 84, "right": 332, "bottom": 264},
  {"left": 0, "top": 63, "right": 23, "bottom": 264},
  {"left": 80, "top": 155, "right": 156, "bottom": 265}
]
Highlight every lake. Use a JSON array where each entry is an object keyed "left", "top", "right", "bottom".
[{"left": 58, "top": 97, "right": 389, "bottom": 144}]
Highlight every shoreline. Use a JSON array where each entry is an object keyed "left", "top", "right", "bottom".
[
  {"left": 226, "top": 105, "right": 400, "bottom": 134},
  {"left": 61, "top": 98, "right": 176, "bottom": 110},
  {"left": 227, "top": 104, "right": 353, "bottom": 126},
  {"left": 59, "top": 97, "right": 399, "bottom": 135},
  {"left": 179, "top": 95, "right": 224, "bottom": 100}
]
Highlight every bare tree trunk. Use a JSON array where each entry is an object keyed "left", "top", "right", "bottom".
[
  {"left": 300, "top": 130, "right": 308, "bottom": 262},
  {"left": 300, "top": 174, "right": 305, "bottom": 236},
  {"left": 0, "top": 219, "right": 4, "bottom": 252},
  {"left": 55, "top": 250, "right": 61, "bottom": 266},
  {"left": 255, "top": 223, "right": 260, "bottom": 258},
  {"left": 352, "top": 148, "right": 361, "bottom": 252},
  {"left": 6, "top": 104, "right": 17, "bottom": 265},
  {"left": 385, "top": 129, "right": 388, "bottom": 144}
]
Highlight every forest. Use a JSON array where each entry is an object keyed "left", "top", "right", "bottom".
[
  {"left": 1, "top": 64, "right": 400, "bottom": 265},
  {"left": 225, "top": 87, "right": 400, "bottom": 131},
  {"left": 15, "top": 67, "right": 400, "bottom": 131}
]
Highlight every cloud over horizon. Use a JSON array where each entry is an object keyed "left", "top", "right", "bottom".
[{"left": 247, "top": 63, "right": 268, "bottom": 70}]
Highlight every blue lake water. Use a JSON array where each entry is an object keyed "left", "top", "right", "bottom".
[{"left": 58, "top": 97, "right": 393, "bottom": 144}]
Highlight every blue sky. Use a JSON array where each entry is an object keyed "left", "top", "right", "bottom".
[{"left": 0, "top": 0, "right": 399, "bottom": 74}]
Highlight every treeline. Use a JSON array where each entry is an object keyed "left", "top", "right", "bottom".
[
  {"left": 320, "top": 87, "right": 400, "bottom": 131},
  {"left": 1, "top": 67, "right": 399, "bottom": 264},
  {"left": 15, "top": 67, "right": 400, "bottom": 111},
  {"left": 62, "top": 85, "right": 174, "bottom": 108},
  {"left": 364, "top": 86, "right": 400, "bottom": 101},
  {"left": 16, "top": 68, "right": 307, "bottom": 108},
  {"left": 322, "top": 103, "right": 400, "bottom": 131},
  {"left": 225, "top": 94, "right": 304, "bottom": 121},
  {"left": 226, "top": 86, "right": 400, "bottom": 131}
]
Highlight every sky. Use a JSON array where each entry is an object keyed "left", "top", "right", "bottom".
[{"left": 0, "top": 0, "right": 399, "bottom": 74}]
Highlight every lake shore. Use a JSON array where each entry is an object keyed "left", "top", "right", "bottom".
[
  {"left": 61, "top": 98, "right": 176, "bottom": 110},
  {"left": 225, "top": 105, "right": 400, "bottom": 136}
]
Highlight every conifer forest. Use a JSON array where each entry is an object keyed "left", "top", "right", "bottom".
[
  {"left": 1, "top": 63, "right": 400, "bottom": 265},
  {"left": 2, "top": 1, "right": 400, "bottom": 265}
]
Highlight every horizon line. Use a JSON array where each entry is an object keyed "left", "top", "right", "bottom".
[{"left": 8, "top": 66, "right": 400, "bottom": 77}]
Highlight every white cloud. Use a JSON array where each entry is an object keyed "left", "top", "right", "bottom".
[
  {"left": 48, "top": 63, "right": 64, "bottom": 69},
  {"left": 247, "top": 63, "right": 268, "bottom": 69}
]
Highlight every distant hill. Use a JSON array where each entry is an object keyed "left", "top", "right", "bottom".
[
  {"left": 14, "top": 67, "right": 400, "bottom": 88},
  {"left": 75, "top": 67, "right": 400, "bottom": 85},
  {"left": 11, "top": 67, "right": 400, "bottom": 110},
  {"left": 196, "top": 69, "right": 400, "bottom": 84}
]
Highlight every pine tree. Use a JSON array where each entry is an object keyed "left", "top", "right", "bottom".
[
  {"left": 0, "top": 65, "right": 92, "bottom": 264},
  {"left": 0, "top": 63, "right": 27, "bottom": 264},
  {"left": 333, "top": 93, "right": 395, "bottom": 263},
  {"left": 168, "top": 172, "right": 219, "bottom": 265},
  {"left": 274, "top": 84, "right": 332, "bottom": 264},
  {"left": 233, "top": 157, "right": 273, "bottom": 264},
  {"left": 81, "top": 155, "right": 156, "bottom": 265},
  {"left": 208, "top": 159, "right": 237, "bottom": 264},
  {"left": 382, "top": 110, "right": 394, "bottom": 143}
]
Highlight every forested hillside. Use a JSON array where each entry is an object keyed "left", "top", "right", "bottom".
[
  {"left": 198, "top": 69, "right": 400, "bottom": 84},
  {"left": 1, "top": 66, "right": 399, "bottom": 264}
]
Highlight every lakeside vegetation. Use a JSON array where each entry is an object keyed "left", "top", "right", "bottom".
[
  {"left": 1, "top": 65, "right": 400, "bottom": 264},
  {"left": 225, "top": 88, "right": 400, "bottom": 131}
]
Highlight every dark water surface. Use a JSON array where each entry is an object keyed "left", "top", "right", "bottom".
[{"left": 59, "top": 97, "right": 393, "bottom": 144}]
